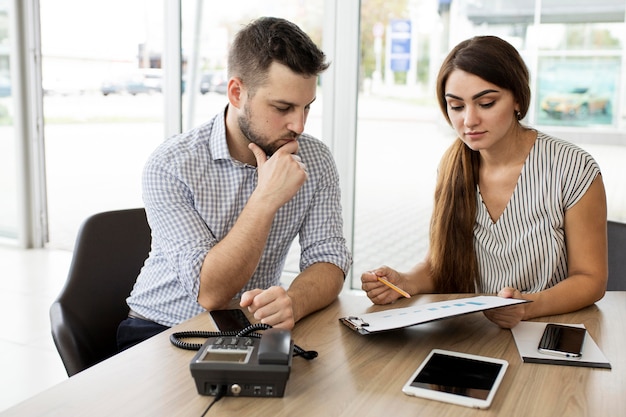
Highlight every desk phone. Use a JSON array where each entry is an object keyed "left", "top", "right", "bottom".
[{"left": 189, "top": 328, "right": 293, "bottom": 397}]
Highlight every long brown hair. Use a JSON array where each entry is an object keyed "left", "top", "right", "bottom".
[{"left": 430, "top": 36, "right": 531, "bottom": 292}]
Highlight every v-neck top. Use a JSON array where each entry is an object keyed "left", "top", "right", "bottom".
[{"left": 474, "top": 131, "right": 600, "bottom": 294}]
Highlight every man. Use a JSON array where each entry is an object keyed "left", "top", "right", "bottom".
[{"left": 117, "top": 17, "right": 352, "bottom": 350}]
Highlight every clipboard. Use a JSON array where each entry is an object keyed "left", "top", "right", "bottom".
[{"left": 339, "top": 295, "right": 530, "bottom": 335}]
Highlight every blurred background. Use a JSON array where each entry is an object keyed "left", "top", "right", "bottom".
[
  {"left": 1, "top": 0, "right": 626, "bottom": 411},
  {"left": 1, "top": 0, "right": 625, "bottom": 291}
]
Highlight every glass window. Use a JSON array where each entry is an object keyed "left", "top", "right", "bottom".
[
  {"left": 540, "top": 0, "right": 626, "bottom": 25},
  {"left": 40, "top": 0, "right": 165, "bottom": 248},
  {"left": 537, "top": 23, "right": 624, "bottom": 51},
  {"left": 180, "top": 0, "right": 325, "bottom": 280},
  {"left": 20, "top": 0, "right": 626, "bottom": 285},
  {"left": 536, "top": 56, "right": 618, "bottom": 126},
  {"left": 0, "top": 0, "right": 17, "bottom": 240},
  {"left": 180, "top": 0, "right": 325, "bottom": 136},
  {"left": 352, "top": 0, "right": 445, "bottom": 287},
  {"left": 350, "top": 0, "right": 626, "bottom": 289}
]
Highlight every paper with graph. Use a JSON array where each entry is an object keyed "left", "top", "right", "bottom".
[{"left": 340, "top": 295, "right": 529, "bottom": 334}]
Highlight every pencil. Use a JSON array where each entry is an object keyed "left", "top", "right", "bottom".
[{"left": 377, "top": 276, "right": 411, "bottom": 298}]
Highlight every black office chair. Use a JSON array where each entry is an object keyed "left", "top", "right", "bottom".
[
  {"left": 607, "top": 220, "right": 626, "bottom": 291},
  {"left": 50, "top": 208, "right": 151, "bottom": 376}
]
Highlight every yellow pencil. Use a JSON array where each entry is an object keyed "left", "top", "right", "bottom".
[{"left": 377, "top": 276, "right": 411, "bottom": 298}]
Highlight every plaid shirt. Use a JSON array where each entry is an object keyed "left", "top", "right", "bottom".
[{"left": 127, "top": 109, "right": 352, "bottom": 327}]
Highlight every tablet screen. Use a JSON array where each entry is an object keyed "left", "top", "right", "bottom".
[{"left": 402, "top": 349, "right": 508, "bottom": 409}]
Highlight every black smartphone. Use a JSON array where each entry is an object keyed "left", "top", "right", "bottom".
[
  {"left": 209, "top": 309, "right": 252, "bottom": 331},
  {"left": 537, "top": 324, "right": 586, "bottom": 358}
]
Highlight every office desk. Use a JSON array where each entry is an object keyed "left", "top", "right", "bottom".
[{"left": 3, "top": 293, "right": 624, "bottom": 416}]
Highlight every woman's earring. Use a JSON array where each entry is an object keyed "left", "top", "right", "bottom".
[{"left": 516, "top": 110, "right": 522, "bottom": 120}]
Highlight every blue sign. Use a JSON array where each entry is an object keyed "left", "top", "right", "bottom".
[{"left": 389, "top": 19, "right": 411, "bottom": 72}]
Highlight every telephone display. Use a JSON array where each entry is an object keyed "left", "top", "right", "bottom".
[{"left": 200, "top": 348, "right": 252, "bottom": 363}]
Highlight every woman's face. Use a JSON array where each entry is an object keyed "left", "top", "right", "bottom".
[{"left": 444, "top": 69, "right": 520, "bottom": 152}]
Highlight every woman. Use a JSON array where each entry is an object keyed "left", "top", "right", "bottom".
[{"left": 361, "top": 36, "right": 608, "bottom": 328}]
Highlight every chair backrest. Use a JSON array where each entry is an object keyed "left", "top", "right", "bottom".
[
  {"left": 607, "top": 220, "right": 626, "bottom": 291},
  {"left": 50, "top": 208, "right": 151, "bottom": 376}
]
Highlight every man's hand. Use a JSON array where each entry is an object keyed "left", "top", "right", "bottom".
[
  {"left": 240, "top": 286, "right": 295, "bottom": 329},
  {"left": 249, "top": 141, "right": 307, "bottom": 211}
]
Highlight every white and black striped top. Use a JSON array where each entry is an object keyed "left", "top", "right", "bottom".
[{"left": 474, "top": 131, "right": 601, "bottom": 294}]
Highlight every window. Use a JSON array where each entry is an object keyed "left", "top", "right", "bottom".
[
  {"left": 349, "top": 0, "right": 626, "bottom": 289},
  {"left": 8, "top": 1, "right": 626, "bottom": 292},
  {"left": 40, "top": 0, "right": 166, "bottom": 248},
  {"left": 0, "top": 0, "right": 17, "bottom": 240}
]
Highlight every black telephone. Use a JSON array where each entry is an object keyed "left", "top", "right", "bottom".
[
  {"left": 170, "top": 309, "right": 317, "bottom": 398},
  {"left": 189, "top": 328, "right": 292, "bottom": 397}
]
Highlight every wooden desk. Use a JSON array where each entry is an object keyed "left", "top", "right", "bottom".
[{"left": 3, "top": 293, "right": 624, "bottom": 416}]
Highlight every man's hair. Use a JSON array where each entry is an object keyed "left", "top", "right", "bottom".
[{"left": 227, "top": 17, "right": 329, "bottom": 93}]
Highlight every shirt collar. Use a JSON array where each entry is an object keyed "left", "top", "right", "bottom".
[{"left": 210, "top": 106, "right": 232, "bottom": 161}]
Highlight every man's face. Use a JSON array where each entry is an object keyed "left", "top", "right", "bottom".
[{"left": 237, "top": 62, "right": 318, "bottom": 156}]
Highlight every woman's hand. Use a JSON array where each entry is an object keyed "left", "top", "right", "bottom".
[
  {"left": 483, "top": 287, "right": 527, "bottom": 328},
  {"left": 361, "top": 267, "right": 407, "bottom": 305}
]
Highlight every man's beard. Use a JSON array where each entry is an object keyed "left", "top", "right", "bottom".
[{"left": 238, "top": 103, "right": 296, "bottom": 157}]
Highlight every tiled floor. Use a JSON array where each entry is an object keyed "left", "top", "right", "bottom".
[{"left": 0, "top": 247, "right": 72, "bottom": 413}]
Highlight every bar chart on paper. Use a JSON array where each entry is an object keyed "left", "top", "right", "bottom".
[{"left": 340, "top": 296, "right": 530, "bottom": 334}]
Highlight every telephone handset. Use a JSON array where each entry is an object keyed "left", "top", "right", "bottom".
[{"left": 257, "top": 328, "right": 292, "bottom": 365}]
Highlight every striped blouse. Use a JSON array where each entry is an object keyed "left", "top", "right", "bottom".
[{"left": 475, "top": 131, "right": 600, "bottom": 294}]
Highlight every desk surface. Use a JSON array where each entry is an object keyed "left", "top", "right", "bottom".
[{"left": 3, "top": 292, "right": 625, "bottom": 416}]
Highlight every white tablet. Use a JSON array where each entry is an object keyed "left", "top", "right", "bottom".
[{"left": 402, "top": 349, "right": 508, "bottom": 409}]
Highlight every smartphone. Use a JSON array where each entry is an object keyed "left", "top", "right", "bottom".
[
  {"left": 537, "top": 324, "right": 586, "bottom": 358},
  {"left": 209, "top": 309, "right": 252, "bottom": 332}
]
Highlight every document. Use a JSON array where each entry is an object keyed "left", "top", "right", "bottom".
[
  {"left": 340, "top": 295, "right": 529, "bottom": 335},
  {"left": 511, "top": 321, "right": 611, "bottom": 369}
]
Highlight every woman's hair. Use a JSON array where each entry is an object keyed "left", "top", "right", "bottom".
[
  {"left": 227, "top": 17, "right": 329, "bottom": 95},
  {"left": 436, "top": 36, "right": 530, "bottom": 123},
  {"left": 429, "top": 36, "right": 531, "bottom": 293}
]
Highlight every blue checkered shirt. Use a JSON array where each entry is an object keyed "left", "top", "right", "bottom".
[{"left": 127, "top": 109, "right": 352, "bottom": 327}]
